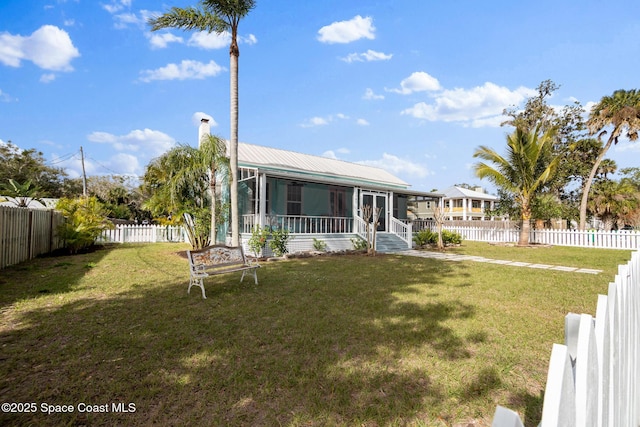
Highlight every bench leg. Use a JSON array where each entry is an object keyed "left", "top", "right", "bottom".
[
  {"left": 188, "top": 276, "right": 207, "bottom": 299},
  {"left": 240, "top": 269, "right": 259, "bottom": 285}
]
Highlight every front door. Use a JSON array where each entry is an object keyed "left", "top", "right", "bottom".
[{"left": 360, "top": 191, "right": 387, "bottom": 232}]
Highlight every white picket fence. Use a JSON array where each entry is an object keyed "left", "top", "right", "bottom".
[
  {"left": 445, "top": 226, "right": 640, "bottom": 250},
  {"left": 97, "top": 225, "right": 186, "bottom": 244},
  {"left": 492, "top": 250, "right": 640, "bottom": 427}
]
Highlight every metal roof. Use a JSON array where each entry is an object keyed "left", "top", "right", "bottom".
[
  {"left": 442, "top": 186, "right": 498, "bottom": 200},
  {"left": 236, "top": 142, "right": 410, "bottom": 190}
]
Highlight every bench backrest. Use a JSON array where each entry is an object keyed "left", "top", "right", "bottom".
[{"left": 187, "top": 245, "right": 247, "bottom": 270}]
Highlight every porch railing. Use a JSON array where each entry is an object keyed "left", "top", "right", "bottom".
[
  {"left": 242, "top": 214, "right": 353, "bottom": 234},
  {"left": 390, "top": 216, "right": 412, "bottom": 248}
]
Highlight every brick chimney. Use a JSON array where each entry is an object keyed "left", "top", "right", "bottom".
[{"left": 198, "top": 118, "right": 210, "bottom": 148}]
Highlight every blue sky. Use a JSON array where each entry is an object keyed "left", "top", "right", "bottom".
[{"left": 1, "top": 0, "right": 639, "bottom": 193}]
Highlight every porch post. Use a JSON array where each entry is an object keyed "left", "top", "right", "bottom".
[
  {"left": 352, "top": 187, "right": 359, "bottom": 231},
  {"left": 259, "top": 173, "right": 267, "bottom": 228}
]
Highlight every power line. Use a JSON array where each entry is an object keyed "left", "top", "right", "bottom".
[{"left": 46, "top": 150, "right": 80, "bottom": 165}]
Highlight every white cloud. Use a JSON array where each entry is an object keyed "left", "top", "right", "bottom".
[
  {"left": 192, "top": 112, "right": 218, "bottom": 127},
  {"left": 244, "top": 34, "right": 257, "bottom": 45},
  {"left": 317, "top": 15, "right": 375, "bottom": 44},
  {"left": 148, "top": 33, "right": 183, "bottom": 49},
  {"left": 363, "top": 88, "right": 384, "bottom": 100},
  {"left": 387, "top": 71, "right": 441, "bottom": 95},
  {"left": 300, "top": 117, "right": 329, "bottom": 128},
  {"left": 321, "top": 147, "right": 351, "bottom": 160},
  {"left": 139, "top": 60, "right": 225, "bottom": 82},
  {"left": 87, "top": 128, "right": 175, "bottom": 158},
  {"left": 113, "top": 12, "right": 145, "bottom": 29},
  {"left": 358, "top": 153, "right": 429, "bottom": 178},
  {"left": 0, "top": 88, "right": 13, "bottom": 102},
  {"left": 356, "top": 118, "right": 370, "bottom": 126},
  {"left": 300, "top": 113, "right": 350, "bottom": 128},
  {"left": 102, "top": 0, "right": 132, "bottom": 14},
  {"left": 186, "top": 31, "right": 256, "bottom": 49},
  {"left": 0, "top": 25, "right": 80, "bottom": 71},
  {"left": 39, "top": 73, "right": 56, "bottom": 83},
  {"left": 322, "top": 150, "right": 339, "bottom": 159},
  {"left": 401, "top": 82, "right": 536, "bottom": 127},
  {"left": 341, "top": 49, "right": 392, "bottom": 63},
  {"left": 109, "top": 153, "right": 140, "bottom": 175},
  {"left": 188, "top": 31, "right": 230, "bottom": 49}
]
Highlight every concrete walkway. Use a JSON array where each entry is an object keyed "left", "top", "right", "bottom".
[{"left": 393, "top": 249, "right": 602, "bottom": 274}]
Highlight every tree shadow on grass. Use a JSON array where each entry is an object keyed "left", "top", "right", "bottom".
[
  {"left": 0, "top": 244, "right": 115, "bottom": 309},
  {"left": 0, "top": 248, "right": 504, "bottom": 426}
]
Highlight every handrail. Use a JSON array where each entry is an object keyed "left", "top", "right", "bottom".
[{"left": 389, "top": 216, "right": 412, "bottom": 248}]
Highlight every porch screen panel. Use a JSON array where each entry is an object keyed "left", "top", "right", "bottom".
[{"left": 287, "top": 184, "right": 302, "bottom": 215}]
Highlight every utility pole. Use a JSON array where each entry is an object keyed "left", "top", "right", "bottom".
[{"left": 80, "top": 146, "right": 87, "bottom": 197}]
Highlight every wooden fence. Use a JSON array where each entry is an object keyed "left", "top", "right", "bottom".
[
  {"left": 0, "top": 205, "right": 65, "bottom": 269},
  {"left": 96, "top": 225, "right": 185, "bottom": 244},
  {"left": 492, "top": 250, "right": 640, "bottom": 426},
  {"left": 430, "top": 225, "right": 639, "bottom": 250}
]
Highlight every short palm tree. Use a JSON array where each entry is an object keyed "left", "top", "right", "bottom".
[
  {"left": 149, "top": 0, "right": 256, "bottom": 247},
  {"left": 588, "top": 179, "right": 639, "bottom": 230},
  {"left": 579, "top": 89, "right": 640, "bottom": 229},
  {"left": 0, "top": 179, "right": 44, "bottom": 208},
  {"left": 142, "top": 136, "right": 228, "bottom": 244},
  {"left": 473, "top": 125, "right": 559, "bottom": 245}
]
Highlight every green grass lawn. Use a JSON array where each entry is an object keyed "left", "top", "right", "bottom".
[{"left": 0, "top": 242, "right": 633, "bottom": 426}]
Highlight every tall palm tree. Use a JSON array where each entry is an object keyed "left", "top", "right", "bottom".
[
  {"left": 473, "top": 125, "right": 559, "bottom": 245},
  {"left": 149, "top": 0, "right": 256, "bottom": 247},
  {"left": 579, "top": 89, "right": 640, "bottom": 230}
]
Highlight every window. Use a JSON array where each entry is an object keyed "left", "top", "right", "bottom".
[
  {"left": 287, "top": 184, "right": 302, "bottom": 215},
  {"left": 330, "top": 188, "right": 346, "bottom": 217}
]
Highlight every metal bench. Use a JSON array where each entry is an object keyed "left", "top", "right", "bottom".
[{"left": 186, "top": 244, "right": 260, "bottom": 299}]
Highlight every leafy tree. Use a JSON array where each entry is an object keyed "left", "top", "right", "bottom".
[
  {"left": 502, "top": 80, "right": 590, "bottom": 217},
  {"left": 56, "top": 197, "right": 114, "bottom": 253},
  {"left": 473, "top": 125, "right": 559, "bottom": 245},
  {"left": 580, "top": 89, "right": 640, "bottom": 229},
  {"left": 149, "top": 0, "right": 256, "bottom": 247},
  {"left": 69, "top": 175, "right": 148, "bottom": 221},
  {"left": 0, "top": 141, "right": 68, "bottom": 197}
]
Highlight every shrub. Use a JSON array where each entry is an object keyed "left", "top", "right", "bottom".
[
  {"left": 413, "top": 229, "right": 437, "bottom": 247},
  {"left": 248, "top": 226, "right": 270, "bottom": 257},
  {"left": 350, "top": 237, "right": 368, "bottom": 251},
  {"left": 442, "top": 230, "right": 463, "bottom": 245},
  {"left": 312, "top": 238, "right": 327, "bottom": 252},
  {"left": 269, "top": 228, "right": 292, "bottom": 257},
  {"left": 56, "top": 197, "right": 114, "bottom": 254}
]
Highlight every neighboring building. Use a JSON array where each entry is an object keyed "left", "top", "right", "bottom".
[
  {"left": 199, "top": 120, "right": 442, "bottom": 253},
  {"left": 441, "top": 186, "right": 498, "bottom": 220},
  {"left": 408, "top": 194, "right": 443, "bottom": 220}
]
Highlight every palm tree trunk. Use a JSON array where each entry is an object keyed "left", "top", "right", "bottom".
[
  {"left": 519, "top": 200, "right": 531, "bottom": 246},
  {"left": 579, "top": 134, "right": 615, "bottom": 230},
  {"left": 229, "top": 38, "right": 240, "bottom": 247},
  {"left": 210, "top": 166, "right": 217, "bottom": 244}
]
